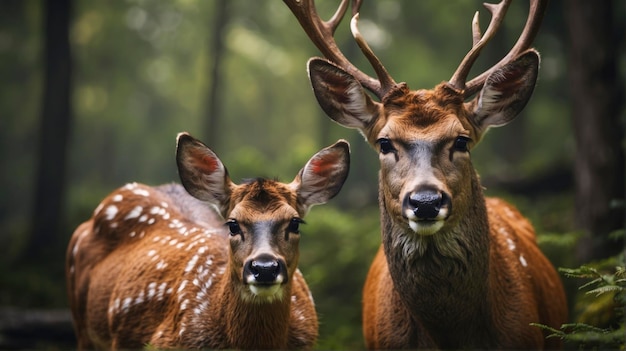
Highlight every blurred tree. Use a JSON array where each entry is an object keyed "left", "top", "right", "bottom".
[
  {"left": 203, "top": 0, "right": 229, "bottom": 151},
  {"left": 5, "top": 1, "right": 622, "bottom": 348},
  {"left": 565, "top": 0, "right": 625, "bottom": 262},
  {"left": 26, "top": 0, "right": 73, "bottom": 260}
]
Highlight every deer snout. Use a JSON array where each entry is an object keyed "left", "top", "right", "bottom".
[
  {"left": 243, "top": 254, "right": 287, "bottom": 285},
  {"left": 403, "top": 188, "right": 451, "bottom": 235}
]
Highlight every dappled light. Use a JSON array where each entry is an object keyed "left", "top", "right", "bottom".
[{"left": 0, "top": 0, "right": 623, "bottom": 349}]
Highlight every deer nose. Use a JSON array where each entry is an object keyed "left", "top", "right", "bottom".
[
  {"left": 405, "top": 189, "right": 445, "bottom": 220},
  {"left": 244, "top": 254, "right": 286, "bottom": 285}
]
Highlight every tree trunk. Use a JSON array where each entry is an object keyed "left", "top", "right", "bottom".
[
  {"left": 565, "top": 0, "right": 625, "bottom": 262},
  {"left": 27, "top": 0, "right": 73, "bottom": 259},
  {"left": 204, "top": 0, "right": 229, "bottom": 153}
]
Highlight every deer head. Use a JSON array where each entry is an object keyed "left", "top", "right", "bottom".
[
  {"left": 176, "top": 133, "right": 350, "bottom": 301},
  {"left": 285, "top": 0, "right": 547, "bottom": 243}
]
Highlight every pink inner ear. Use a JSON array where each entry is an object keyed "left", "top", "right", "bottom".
[
  {"left": 189, "top": 148, "right": 219, "bottom": 174},
  {"left": 309, "top": 155, "right": 338, "bottom": 177}
]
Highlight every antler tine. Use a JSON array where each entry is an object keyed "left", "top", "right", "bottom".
[
  {"left": 464, "top": 0, "right": 548, "bottom": 97},
  {"left": 350, "top": 13, "right": 397, "bottom": 97},
  {"left": 450, "top": 0, "right": 549, "bottom": 98},
  {"left": 448, "top": 0, "right": 512, "bottom": 91},
  {"left": 284, "top": 0, "right": 390, "bottom": 98}
]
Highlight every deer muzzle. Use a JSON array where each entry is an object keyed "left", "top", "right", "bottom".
[
  {"left": 403, "top": 188, "right": 451, "bottom": 236},
  {"left": 243, "top": 254, "right": 288, "bottom": 298}
]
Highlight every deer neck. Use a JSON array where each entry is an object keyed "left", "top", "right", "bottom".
[
  {"left": 218, "top": 267, "right": 293, "bottom": 349},
  {"left": 379, "top": 171, "right": 496, "bottom": 345}
]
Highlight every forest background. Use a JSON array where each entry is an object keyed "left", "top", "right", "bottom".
[{"left": 0, "top": 0, "right": 624, "bottom": 349}]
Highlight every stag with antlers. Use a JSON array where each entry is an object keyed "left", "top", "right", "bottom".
[{"left": 284, "top": 0, "right": 567, "bottom": 348}]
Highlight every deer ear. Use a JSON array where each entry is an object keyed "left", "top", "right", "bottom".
[
  {"left": 473, "top": 50, "right": 540, "bottom": 132},
  {"left": 290, "top": 139, "right": 350, "bottom": 214},
  {"left": 176, "top": 132, "right": 233, "bottom": 217},
  {"left": 308, "top": 58, "right": 381, "bottom": 132}
]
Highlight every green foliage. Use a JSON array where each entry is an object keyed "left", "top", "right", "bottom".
[
  {"left": 299, "top": 205, "right": 381, "bottom": 349},
  {"left": 533, "top": 233, "right": 626, "bottom": 350},
  {"left": 1, "top": 0, "right": 619, "bottom": 350}
]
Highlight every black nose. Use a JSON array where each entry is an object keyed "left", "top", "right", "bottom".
[
  {"left": 406, "top": 189, "right": 443, "bottom": 219},
  {"left": 244, "top": 255, "right": 283, "bottom": 284}
]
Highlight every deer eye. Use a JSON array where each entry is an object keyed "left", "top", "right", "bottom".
[
  {"left": 376, "top": 138, "right": 395, "bottom": 155},
  {"left": 287, "top": 218, "right": 305, "bottom": 234},
  {"left": 453, "top": 136, "right": 471, "bottom": 152},
  {"left": 226, "top": 219, "right": 242, "bottom": 236}
]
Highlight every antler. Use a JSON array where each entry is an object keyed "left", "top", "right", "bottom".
[
  {"left": 283, "top": 0, "right": 396, "bottom": 99},
  {"left": 448, "top": 0, "right": 548, "bottom": 97}
]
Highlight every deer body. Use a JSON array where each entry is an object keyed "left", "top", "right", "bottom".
[
  {"left": 308, "top": 63, "right": 568, "bottom": 350},
  {"left": 285, "top": 0, "right": 567, "bottom": 348},
  {"left": 363, "top": 196, "right": 566, "bottom": 349},
  {"left": 66, "top": 134, "right": 350, "bottom": 350}
]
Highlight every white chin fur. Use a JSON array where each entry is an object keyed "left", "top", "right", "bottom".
[
  {"left": 248, "top": 284, "right": 283, "bottom": 302},
  {"left": 408, "top": 219, "right": 444, "bottom": 236}
]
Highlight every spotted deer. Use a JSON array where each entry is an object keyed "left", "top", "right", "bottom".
[
  {"left": 284, "top": 0, "right": 567, "bottom": 349},
  {"left": 66, "top": 133, "right": 350, "bottom": 350}
]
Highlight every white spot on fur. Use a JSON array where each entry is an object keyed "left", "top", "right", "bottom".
[
  {"left": 132, "top": 188, "right": 150, "bottom": 197},
  {"left": 112, "top": 194, "right": 123, "bottom": 202},
  {"left": 124, "top": 206, "right": 143, "bottom": 220},
  {"left": 135, "top": 290, "right": 145, "bottom": 305},
  {"left": 193, "top": 307, "right": 203, "bottom": 316},
  {"left": 139, "top": 214, "right": 148, "bottom": 223},
  {"left": 156, "top": 260, "right": 167, "bottom": 270},
  {"left": 148, "top": 218, "right": 156, "bottom": 225},
  {"left": 147, "top": 249, "right": 157, "bottom": 257},
  {"left": 506, "top": 238, "right": 515, "bottom": 251},
  {"left": 121, "top": 297, "right": 132, "bottom": 313},
  {"left": 178, "top": 280, "right": 188, "bottom": 294},
  {"left": 519, "top": 254, "right": 527, "bottom": 267},
  {"left": 185, "top": 255, "right": 198, "bottom": 273},
  {"left": 160, "top": 236, "right": 171, "bottom": 244},
  {"left": 157, "top": 282, "right": 167, "bottom": 300},
  {"left": 112, "top": 298, "right": 121, "bottom": 313},
  {"left": 499, "top": 227, "right": 516, "bottom": 250},
  {"left": 123, "top": 182, "right": 138, "bottom": 190},
  {"left": 147, "top": 282, "right": 157, "bottom": 300},
  {"left": 104, "top": 205, "right": 118, "bottom": 221}
]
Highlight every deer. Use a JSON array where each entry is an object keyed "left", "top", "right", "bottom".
[
  {"left": 65, "top": 132, "right": 350, "bottom": 350},
  {"left": 284, "top": 0, "right": 568, "bottom": 349}
]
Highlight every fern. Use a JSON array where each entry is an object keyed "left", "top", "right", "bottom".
[{"left": 533, "top": 232, "right": 625, "bottom": 350}]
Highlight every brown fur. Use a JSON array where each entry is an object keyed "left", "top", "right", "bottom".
[
  {"left": 66, "top": 183, "right": 317, "bottom": 350},
  {"left": 66, "top": 136, "right": 350, "bottom": 350},
  {"left": 307, "top": 53, "right": 568, "bottom": 349}
]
